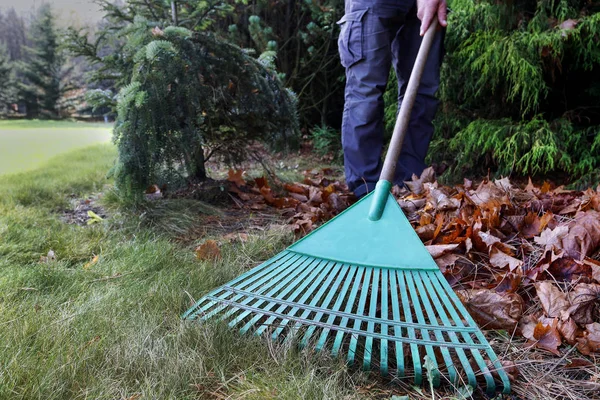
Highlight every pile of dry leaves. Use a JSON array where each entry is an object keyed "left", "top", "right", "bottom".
[{"left": 226, "top": 167, "right": 600, "bottom": 357}]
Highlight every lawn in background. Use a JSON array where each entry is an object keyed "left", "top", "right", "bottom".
[
  {"left": 0, "top": 144, "right": 370, "bottom": 400},
  {"left": 0, "top": 119, "right": 113, "bottom": 176}
]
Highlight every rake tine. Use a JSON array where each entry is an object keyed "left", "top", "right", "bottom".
[
  {"left": 363, "top": 267, "right": 380, "bottom": 371},
  {"left": 347, "top": 267, "right": 372, "bottom": 366},
  {"left": 380, "top": 268, "right": 389, "bottom": 376},
  {"left": 397, "top": 270, "right": 422, "bottom": 385},
  {"left": 405, "top": 271, "right": 441, "bottom": 387},
  {"left": 226, "top": 255, "right": 315, "bottom": 328},
  {"left": 430, "top": 271, "right": 507, "bottom": 395},
  {"left": 271, "top": 262, "right": 344, "bottom": 341},
  {"left": 422, "top": 272, "right": 477, "bottom": 388},
  {"left": 331, "top": 265, "right": 365, "bottom": 357},
  {"left": 389, "top": 269, "right": 404, "bottom": 377},
  {"left": 238, "top": 257, "right": 323, "bottom": 334},
  {"left": 294, "top": 264, "right": 353, "bottom": 348},
  {"left": 254, "top": 260, "right": 336, "bottom": 337},
  {"left": 411, "top": 271, "right": 457, "bottom": 385},
  {"left": 313, "top": 265, "right": 357, "bottom": 350},
  {"left": 182, "top": 252, "right": 298, "bottom": 320}
]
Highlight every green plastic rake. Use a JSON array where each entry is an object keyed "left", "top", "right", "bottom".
[{"left": 183, "top": 19, "right": 511, "bottom": 395}]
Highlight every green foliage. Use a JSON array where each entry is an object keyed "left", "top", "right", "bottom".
[
  {"left": 218, "top": 0, "right": 346, "bottom": 128},
  {"left": 17, "top": 4, "right": 67, "bottom": 119},
  {"left": 383, "top": 0, "right": 600, "bottom": 188},
  {"left": 311, "top": 125, "right": 342, "bottom": 161},
  {"left": 0, "top": 44, "right": 15, "bottom": 116},
  {"left": 110, "top": 22, "right": 299, "bottom": 199}
]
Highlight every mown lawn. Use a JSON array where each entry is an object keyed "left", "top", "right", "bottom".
[
  {"left": 0, "top": 120, "right": 112, "bottom": 176},
  {"left": 0, "top": 144, "right": 380, "bottom": 399}
]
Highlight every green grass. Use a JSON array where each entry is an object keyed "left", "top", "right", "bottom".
[
  {"left": 0, "top": 119, "right": 112, "bottom": 176},
  {"left": 0, "top": 145, "right": 373, "bottom": 399}
]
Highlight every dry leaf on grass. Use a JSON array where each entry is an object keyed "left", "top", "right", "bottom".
[
  {"left": 83, "top": 255, "right": 99, "bottom": 270},
  {"left": 227, "top": 169, "right": 246, "bottom": 187},
  {"left": 195, "top": 240, "right": 221, "bottom": 261},
  {"left": 456, "top": 289, "right": 524, "bottom": 330},
  {"left": 532, "top": 319, "right": 563, "bottom": 355}
]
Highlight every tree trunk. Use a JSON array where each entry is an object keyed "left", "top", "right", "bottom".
[
  {"left": 171, "top": 1, "right": 178, "bottom": 25},
  {"left": 193, "top": 145, "right": 207, "bottom": 181}
]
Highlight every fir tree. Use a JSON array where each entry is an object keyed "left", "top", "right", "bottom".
[
  {"left": 18, "top": 4, "right": 64, "bottom": 118},
  {"left": 67, "top": 3, "right": 299, "bottom": 199}
]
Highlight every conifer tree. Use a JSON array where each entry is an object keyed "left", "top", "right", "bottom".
[
  {"left": 18, "top": 4, "right": 64, "bottom": 118},
  {"left": 66, "top": 2, "right": 299, "bottom": 199}
]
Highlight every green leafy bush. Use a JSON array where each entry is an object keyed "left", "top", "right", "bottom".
[
  {"left": 385, "top": 0, "right": 600, "bottom": 188},
  {"left": 311, "top": 125, "right": 342, "bottom": 161}
]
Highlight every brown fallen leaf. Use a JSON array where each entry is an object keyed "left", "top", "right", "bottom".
[
  {"left": 426, "top": 244, "right": 459, "bottom": 258},
  {"left": 583, "top": 257, "right": 600, "bottom": 283},
  {"left": 558, "top": 318, "right": 579, "bottom": 345},
  {"left": 547, "top": 257, "right": 591, "bottom": 282},
  {"left": 283, "top": 183, "right": 308, "bottom": 196},
  {"left": 535, "top": 281, "right": 569, "bottom": 319},
  {"left": 520, "top": 212, "right": 542, "bottom": 238},
  {"left": 492, "top": 272, "right": 522, "bottom": 293},
  {"left": 254, "top": 176, "right": 270, "bottom": 189},
  {"left": 428, "top": 188, "right": 461, "bottom": 211},
  {"left": 576, "top": 322, "right": 600, "bottom": 355},
  {"left": 195, "top": 240, "right": 221, "bottom": 261},
  {"left": 404, "top": 167, "right": 436, "bottom": 195},
  {"left": 534, "top": 225, "right": 569, "bottom": 250},
  {"left": 561, "top": 211, "right": 600, "bottom": 260},
  {"left": 564, "top": 283, "right": 600, "bottom": 325},
  {"left": 473, "top": 230, "right": 501, "bottom": 252},
  {"left": 227, "top": 169, "right": 246, "bottom": 187},
  {"left": 456, "top": 289, "right": 524, "bottom": 330},
  {"left": 416, "top": 224, "right": 436, "bottom": 241},
  {"left": 489, "top": 246, "right": 523, "bottom": 271},
  {"left": 532, "top": 319, "right": 563, "bottom": 356},
  {"left": 288, "top": 192, "right": 309, "bottom": 202},
  {"left": 434, "top": 253, "right": 460, "bottom": 273},
  {"left": 467, "top": 181, "right": 511, "bottom": 209}
]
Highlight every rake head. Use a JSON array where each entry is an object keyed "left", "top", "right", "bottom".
[
  {"left": 183, "top": 193, "right": 512, "bottom": 395},
  {"left": 184, "top": 255, "right": 512, "bottom": 395}
]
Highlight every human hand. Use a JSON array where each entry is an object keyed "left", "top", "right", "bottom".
[{"left": 416, "top": 0, "right": 448, "bottom": 36}]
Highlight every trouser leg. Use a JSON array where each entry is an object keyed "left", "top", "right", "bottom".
[
  {"left": 339, "top": 5, "right": 400, "bottom": 198},
  {"left": 391, "top": 7, "right": 445, "bottom": 183}
]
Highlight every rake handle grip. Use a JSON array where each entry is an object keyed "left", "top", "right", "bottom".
[{"left": 379, "top": 18, "right": 439, "bottom": 183}]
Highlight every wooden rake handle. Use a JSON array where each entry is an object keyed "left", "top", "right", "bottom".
[
  {"left": 367, "top": 18, "right": 439, "bottom": 221},
  {"left": 379, "top": 18, "right": 439, "bottom": 183}
]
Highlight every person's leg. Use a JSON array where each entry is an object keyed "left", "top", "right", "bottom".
[
  {"left": 390, "top": 6, "right": 445, "bottom": 185},
  {"left": 338, "top": 3, "right": 402, "bottom": 198}
]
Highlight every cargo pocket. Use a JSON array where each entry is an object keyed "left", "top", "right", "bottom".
[{"left": 337, "top": 8, "right": 368, "bottom": 68}]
